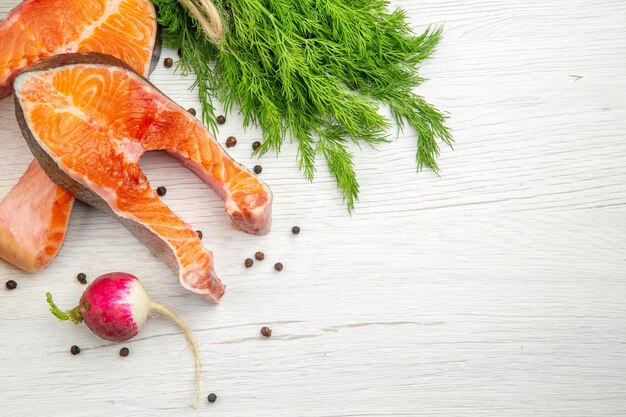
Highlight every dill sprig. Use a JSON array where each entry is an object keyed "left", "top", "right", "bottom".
[{"left": 153, "top": 0, "right": 451, "bottom": 211}]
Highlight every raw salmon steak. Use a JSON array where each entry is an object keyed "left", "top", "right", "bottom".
[
  {"left": 0, "top": 0, "right": 158, "bottom": 98},
  {"left": 15, "top": 53, "right": 273, "bottom": 302},
  {"left": 0, "top": 0, "right": 158, "bottom": 272},
  {"left": 0, "top": 161, "right": 73, "bottom": 272}
]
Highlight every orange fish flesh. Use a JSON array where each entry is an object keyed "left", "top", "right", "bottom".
[
  {"left": 15, "top": 53, "right": 273, "bottom": 302},
  {"left": 0, "top": 0, "right": 158, "bottom": 271}
]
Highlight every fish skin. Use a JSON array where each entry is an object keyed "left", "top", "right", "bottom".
[
  {"left": 15, "top": 53, "right": 273, "bottom": 302},
  {"left": 0, "top": 0, "right": 158, "bottom": 272}
]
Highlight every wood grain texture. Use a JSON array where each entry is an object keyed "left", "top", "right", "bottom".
[{"left": 1, "top": 0, "right": 625, "bottom": 416}]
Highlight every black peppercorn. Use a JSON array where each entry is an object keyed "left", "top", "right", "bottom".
[
  {"left": 292, "top": 226, "right": 300, "bottom": 235},
  {"left": 70, "top": 345, "right": 81, "bottom": 355},
  {"left": 188, "top": 108, "right": 196, "bottom": 116},
  {"left": 207, "top": 393, "right": 217, "bottom": 403},
  {"left": 156, "top": 186, "right": 167, "bottom": 197},
  {"left": 225, "top": 136, "right": 237, "bottom": 148},
  {"left": 216, "top": 115, "right": 226, "bottom": 124},
  {"left": 244, "top": 258, "right": 254, "bottom": 268},
  {"left": 163, "top": 57, "right": 173, "bottom": 68},
  {"left": 177, "top": 49, "right": 182, "bottom": 57},
  {"left": 252, "top": 141, "right": 261, "bottom": 151},
  {"left": 260, "top": 326, "right": 272, "bottom": 337},
  {"left": 255, "top": 251, "right": 265, "bottom": 261},
  {"left": 253, "top": 165, "right": 262, "bottom": 174},
  {"left": 196, "top": 230, "right": 203, "bottom": 240},
  {"left": 5, "top": 280, "right": 17, "bottom": 290},
  {"left": 77, "top": 273, "right": 87, "bottom": 284},
  {"left": 274, "top": 262, "right": 283, "bottom": 271},
  {"left": 119, "top": 347, "right": 130, "bottom": 357}
]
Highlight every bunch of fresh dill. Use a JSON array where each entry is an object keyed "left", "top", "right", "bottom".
[{"left": 153, "top": 0, "right": 452, "bottom": 210}]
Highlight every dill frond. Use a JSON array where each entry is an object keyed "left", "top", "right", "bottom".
[{"left": 152, "top": 0, "right": 451, "bottom": 211}]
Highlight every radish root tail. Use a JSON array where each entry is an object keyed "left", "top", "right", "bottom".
[{"left": 151, "top": 302, "right": 201, "bottom": 410}]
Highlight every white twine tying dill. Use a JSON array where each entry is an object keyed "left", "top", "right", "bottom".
[{"left": 178, "top": 0, "right": 224, "bottom": 45}]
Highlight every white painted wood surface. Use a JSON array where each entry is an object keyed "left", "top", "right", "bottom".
[{"left": 1, "top": 0, "right": 625, "bottom": 415}]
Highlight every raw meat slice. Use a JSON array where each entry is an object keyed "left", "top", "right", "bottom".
[
  {"left": 0, "top": 161, "right": 73, "bottom": 272},
  {"left": 0, "top": 0, "right": 158, "bottom": 98},
  {"left": 0, "top": 0, "right": 158, "bottom": 272},
  {"left": 15, "top": 53, "right": 273, "bottom": 302}
]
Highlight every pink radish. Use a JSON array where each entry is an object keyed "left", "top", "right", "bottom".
[{"left": 46, "top": 272, "right": 201, "bottom": 409}]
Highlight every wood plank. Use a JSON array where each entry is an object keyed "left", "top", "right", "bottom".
[{"left": 0, "top": 0, "right": 625, "bottom": 415}]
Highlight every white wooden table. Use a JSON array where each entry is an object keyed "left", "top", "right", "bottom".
[{"left": 1, "top": 1, "right": 625, "bottom": 416}]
